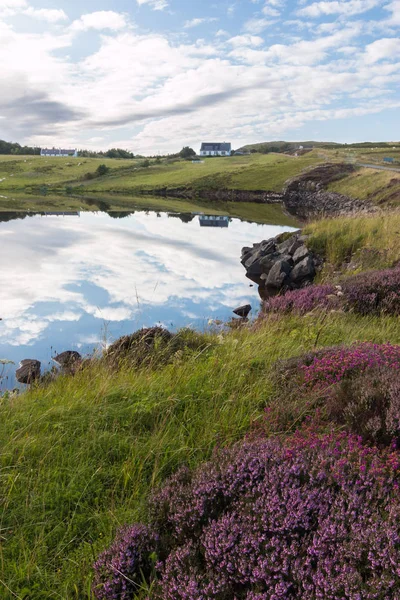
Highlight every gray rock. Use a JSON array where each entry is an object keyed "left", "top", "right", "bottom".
[
  {"left": 233, "top": 304, "right": 252, "bottom": 318},
  {"left": 293, "top": 245, "right": 309, "bottom": 264},
  {"left": 291, "top": 256, "right": 316, "bottom": 283},
  {"left": 266, "top": 260, "right": 292, "bottom": 289},
  {"left": 287, "top": 239, "right": 303, "bottom": 256},
  {"left": 16, "top": 359, "right": 41, "bottom": 384},
  {"left": 53, "top": 351, "right": 82, "bottom": 368}
]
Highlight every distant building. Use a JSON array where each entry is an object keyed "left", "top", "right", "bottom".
[
  {"left": 383, "top": 157, "right": 394, "bottom": 164},
  {"left": 199, "top": 215, "right": 229, "bottom": 228},
  {"left": 40, "top": 148, "right": 78, "bottom": 157},
  {"left": 200, "top": 143, "right": 231, "bottom": 157}
]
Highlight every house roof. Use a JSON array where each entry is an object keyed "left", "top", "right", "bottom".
[
  {"left": 200, "top": 142, "right": 231, "bottom": 152},
  {"left": 41, "top": 148, "right": 76, "bottom": 154}
]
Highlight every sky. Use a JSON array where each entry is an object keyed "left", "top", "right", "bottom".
[{"left": 0, "top": 0, "right": 399, "bottom": 153}]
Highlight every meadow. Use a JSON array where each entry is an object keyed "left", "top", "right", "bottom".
[
  {"left": 0, "top": 211, "right": 399, "bottom": 599},
  {"left": 0, "top": 150, "right": 399, "bottom": 206}
]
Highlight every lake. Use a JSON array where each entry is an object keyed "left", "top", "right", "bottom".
[{"left": 0, "top": 208, "right": 297, "bottom": 388}]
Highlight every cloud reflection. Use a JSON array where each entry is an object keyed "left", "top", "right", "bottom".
[{"left": 0, "top": 210, "right": 295, "bottom": 368}]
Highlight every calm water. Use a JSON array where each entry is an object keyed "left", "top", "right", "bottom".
[{"left": 0, "top": 209, "right": 296, "bottom": 388}]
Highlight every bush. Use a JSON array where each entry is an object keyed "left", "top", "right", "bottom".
[
  {"left": 270, "top": 343, "right": 400, "bottom": 443},
  {"left": 263, "top": 284, "right": 338, "bottom": 315},
  {"left": 96, "top": 164, "right": 110, "bottom": 177},
  {"left": 94, "top": 432, "right": 400, "bottom": 599},
  {"left": 93, "top": 524, "right": 158, "bottom": 600},
  {"left": 262, "top": 266, "right": 400, "bottom": 317},
  {"left": 342, "top": 266, "right": 400, "bottom": 315}
]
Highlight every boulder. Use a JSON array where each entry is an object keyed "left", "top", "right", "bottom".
[
  {"left": 16, "top": 359, "right": 41, "bottom": 384},
  {"left": 53, "top": 350, "right": 82, "bottom": 368},
  {"left": 291, "top": 256, "right": 316, "bottom": 284},
  {"left": 293, "top": 245, "right": 309, "bottom": 264},
  {"left": 233, "top": 304, "right": 252, "bottom": 318},
  {"left": 266, "top": 260, "right": 292, "bottom": 289}
]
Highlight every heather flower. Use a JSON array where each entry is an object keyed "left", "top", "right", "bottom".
[
  {"left": 342, "top": 266, "right": 400, "bottom": 315},
  {"left": 263, "top": 284, "right": 338, "bottom": 315},
  {"left": 93, "top": 524, "right": 158, "bottom": 600},
  {"left": 95, "top": 432, "right": 400, "bottom": 599},
  {"left": 262, "top": 266, "right": 400, "bottom": 317}
]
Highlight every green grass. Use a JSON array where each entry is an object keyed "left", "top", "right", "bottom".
[
  {"left": 0, "top": 311, "right": 399, "bottom": 599},
  {"left": 0, "top": 153, "right": 323, "bottom": 195},
  {"left": 306, "top": 210, "right": 400, "bottom": 274},
  {"left": 327, "top": 167, "right": 400, "bottom": 205}
]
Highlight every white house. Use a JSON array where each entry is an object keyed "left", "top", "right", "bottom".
[
  {"left": 40, "top": 148, "right": 78, "bottom": 157},
  {"left": 200, "top": 143, "right": 231, "bottom": 157}
]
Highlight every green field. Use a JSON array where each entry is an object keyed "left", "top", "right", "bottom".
[
  {"left": 0, "top": 153, "right": 324, "bottom": 194},
  {"left": 0, "top": 211, "right": 399, "bottom": 598}
]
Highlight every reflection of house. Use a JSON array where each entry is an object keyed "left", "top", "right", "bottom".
[
  {"left": 40, "top": 148, "right": 78, "bottom": 157},
  {"left": 199, "top": 215, "right": 229, "bottom": 228},
  {"left": 200, "top": 143, "right": 231, "bottom": 157}
]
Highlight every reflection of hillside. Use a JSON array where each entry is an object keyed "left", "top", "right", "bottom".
[{"left": 167, "top": 213, "right": 196, "bottom": 223}]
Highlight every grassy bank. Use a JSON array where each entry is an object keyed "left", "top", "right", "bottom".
[
  {"left": 0, "top": 211, "right": 399, "bottom": 598},
  {"left": 1, "top": 310, "right": 399, "bottom": 599},
  {"left": 0, "top": 152, "right": 398, "bottom": 207}
]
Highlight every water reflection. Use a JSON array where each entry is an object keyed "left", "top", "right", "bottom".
[{"left": 0, "top": 209, "right": 296, "bottom": 387}]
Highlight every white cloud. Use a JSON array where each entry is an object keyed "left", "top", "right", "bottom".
[
  {"left": 136, "top": 0, "right": 168, "bottom": 10},
  {"left": 243, "top": 17, "right": 274, "bottom": 33},
  {"left": 70, "top": 11, "right": 129, "bottom": 32},
  {"left": 228, "top": 34, "right": 264, "bottom": 47},
  {"left": 364, "top": 37, "right": 400, "bottom": 62},
  {"left": 298, "top": 0, "right": 383, "bottom": 18},
  {"left": 24, "top": 7, "right": 68, "bottom": 23},
  {"left": 184, "top": 17, "right": 218, "bottom": 29}
]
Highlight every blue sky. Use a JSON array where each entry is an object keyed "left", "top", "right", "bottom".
[{"left": 0, "top": 0, "right": 399, "bottom": 153}]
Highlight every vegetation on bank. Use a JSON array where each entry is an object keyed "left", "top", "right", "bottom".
[
  {"left": 0, "top": 150, "right": 398, "bottom": 207},
  {"left": 0, "top": 209, "right": 399, "bottom": 599}
]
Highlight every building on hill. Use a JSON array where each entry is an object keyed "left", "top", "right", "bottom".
[
  {"left": 200, "top": 143, "right": 231, "bottom": 157},
  {"left": 40, "top": 148, "right": 78, "bottom": 157}
]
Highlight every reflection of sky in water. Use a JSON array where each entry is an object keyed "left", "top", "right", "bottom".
[{"left": 0, "top": 210, "right": 296, "bottom": 387}]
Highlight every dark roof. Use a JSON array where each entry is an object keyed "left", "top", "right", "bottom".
[
  {"left": 41, "top": 148, "right": 76, "bottom": 154},
  {"left": 200, "top": 142, "right": 231, "bottom": 152}
]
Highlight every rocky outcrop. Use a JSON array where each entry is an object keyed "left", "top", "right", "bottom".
[
  {"left": 283, "top": 163, "right": 376, "bottom": 219},
  {"left": 241, "top": 231, "right": 322, "bottom": 298}
]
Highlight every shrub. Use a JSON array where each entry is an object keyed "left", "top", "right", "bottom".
[
  {"left": 93, "top": 524, "right": 158, "bottom": 600},
  {"left": 96, "top": 164, "right": 110, "bottom": 177},
  {"left": 270, "top": 343, "right": 400, "bottom": 443},
  {"left": 342, "top": 266, "right": 400, "bottom": 315},
  {"left": 326, "top": 366, "right": 400, "bottom": 445},
  {"left": 263, "top": 266, "right": 400, "bottom": 317},
  {"left": 300, "top": 342, "right": 400, "bottom": 390},
  {"left": 94, "top": 432, "right": 400, "bottom": 599},
  {"left": 263, "top": 284, "right": 338, "bottom": 315}
]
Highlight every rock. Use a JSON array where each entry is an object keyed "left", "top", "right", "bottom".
[
  {"left": 266, "top": 260, "right": 292, "bottom": 289},
  {"left": 53, "top": 350, "right": 82, "bottom": 368},
  {"left": 287, "top": 239, "right": 303, "bottom": 256},
  {"left": 16, "top": 359, "right": 41, "bottom": 384},
  {"left": 293, "top": 245, "right": 309, "bottom": 264},
  {"left": 233, "top": 304, "right": 252, "bottom": 318},
  {"left": 291, "top": 256, "right": 316, "bottom": 284}
]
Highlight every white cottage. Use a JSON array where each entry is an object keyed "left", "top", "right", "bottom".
[
  {"left": 40, "top": 148, "right": 78, "bottom": 157},
  {"left": 200, "top": 143, "right": 231, "bottom": 157}
]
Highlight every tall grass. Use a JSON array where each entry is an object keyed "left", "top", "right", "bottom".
[
  {"left": 0, "top": 312, "right": 399, "bottom": 599},
  {"left": 305, "top": 210, "right": 400, "bottom": 273}
]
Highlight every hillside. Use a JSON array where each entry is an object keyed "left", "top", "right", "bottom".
[
  {"left": 0, "top": 150, "right": 399, "bottom": 208},
  {"left": 0, "top": 210, "right": 399, "bottom": 598}
]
